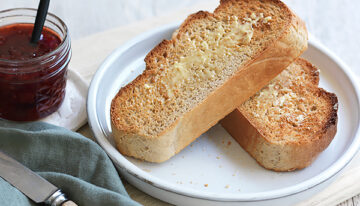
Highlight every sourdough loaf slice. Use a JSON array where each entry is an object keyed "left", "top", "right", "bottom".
[
  {"left": 221, "top": 58, "right": 338, "bottom": 171},
  {"left": 111, "top": 0, "right": 308, "bottom": 162}
]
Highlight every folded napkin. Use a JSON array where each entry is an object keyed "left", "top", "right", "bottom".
[{"left": 0, "top": 120, "right": 140, "bottom": 206}]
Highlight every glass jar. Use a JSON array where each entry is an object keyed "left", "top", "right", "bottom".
[{"left": 0, "top": 8, "right": 71, "bottom": 121}]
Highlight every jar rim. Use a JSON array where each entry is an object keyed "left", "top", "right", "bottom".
[{"left": 0, "top": 8, "right": 69, "bottom": 65}]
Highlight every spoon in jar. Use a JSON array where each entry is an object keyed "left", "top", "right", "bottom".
[{"left": 31, "top": 0, "right": 50, "bottom": 44}]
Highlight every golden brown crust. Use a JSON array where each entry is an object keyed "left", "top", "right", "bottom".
[
  {"left": 111, "top": 0, "right": 308, "bottom": 162},
  {"left": 221, "top": 59, "right": 338, "bottom": 171}
]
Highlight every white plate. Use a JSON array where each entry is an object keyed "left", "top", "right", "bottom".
[{"left": 87, "top": 23, "right": 360, "bottom": 206}]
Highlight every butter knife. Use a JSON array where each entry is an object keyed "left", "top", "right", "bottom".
[{"left": 0, "top": 150, "right": 77, "bottom": 206}]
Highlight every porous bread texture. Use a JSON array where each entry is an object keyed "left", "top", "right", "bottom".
[
  {"left": 111, "top": 0, "right": 308, "bottom": 162},
  {"left": 221, "top": 59, "right": 338, "bottom": 171}
]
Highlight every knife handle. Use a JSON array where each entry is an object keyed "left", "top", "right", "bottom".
[
  {"left": 46, "top": 190, "right": 77, "bottom": 206},
  {"left": 62, "top": 200, "right": 77, "bottom": 206}
]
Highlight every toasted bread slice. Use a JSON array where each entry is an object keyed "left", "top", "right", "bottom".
[
  {"left": 221, "top": 59, "right": 338, "bottom": 171},
  {"left": 111, "top": 0, "right": 308, "bottom": 162}
]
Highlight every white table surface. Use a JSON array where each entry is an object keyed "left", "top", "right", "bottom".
[{"left": 1, "top": 1, "right": 359, "bottom": 206}]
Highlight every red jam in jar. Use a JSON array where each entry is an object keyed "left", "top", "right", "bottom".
[
  {"left": 0, "top": 24, "right": 61, "bottom": 60},
  {"left": 0, "top": 9, "right": 71, "bottom": 121}
]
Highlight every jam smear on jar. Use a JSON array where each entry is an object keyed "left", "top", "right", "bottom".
[{"left": 0, "top": 23, "right": 69, "bottom": 121}]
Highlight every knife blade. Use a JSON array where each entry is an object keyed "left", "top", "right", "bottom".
[{"left": 0, "top": 150, "right": 77, "bottom": 206}]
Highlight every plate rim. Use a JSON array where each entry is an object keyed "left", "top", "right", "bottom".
[{"left": 87, "top": 22, "right": 360, "bottom": 201}]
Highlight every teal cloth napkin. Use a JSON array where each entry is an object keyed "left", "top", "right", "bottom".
[{"left": 0, "top": 120, "right": 141, "bottom": 206}]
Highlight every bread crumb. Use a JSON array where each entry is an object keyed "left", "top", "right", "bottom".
[
  {"left": 225, "top": 185, "right": 230, "bottom": 189},
  {"left": 143, "top": 169, "right": 151, "bottom": 172},
  {"left": 263, "top": 16, "right": 272, "bottom": 23},
  {"left": 250, "top": 13, "right": 257, "bottom": 19},
  {"left": 144, "top": 84, "right": 152, "bottom": 89},
  {"left": 219, "top": 165, "right": 222, "bottom": 168},
  {"left": 190, "top": 181, "right": 192, "bottom": 184},
  {"left": 227, "top": 141, "right": 232, "bottom": 146},
  {"left": 296, "top": 114, "right": 304, "bottom": 123},
  {"left": 216, "top": 156, "right": 220, "bottom": 159},
  {"left": 204, "top": 184, "right": 208, "bottom": 187}
]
